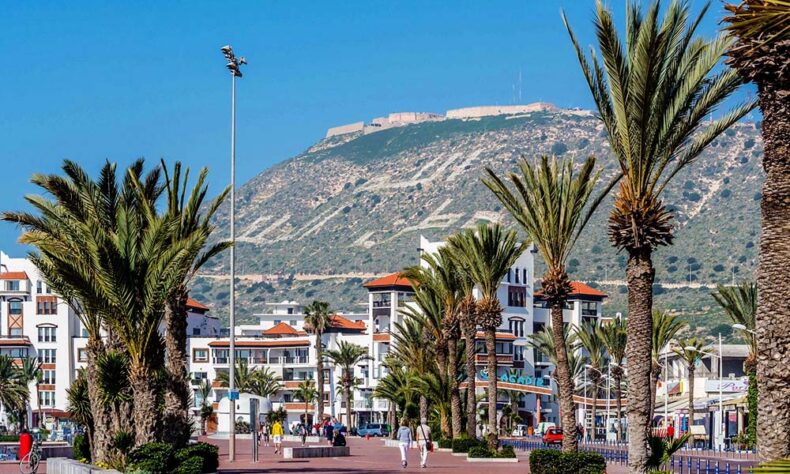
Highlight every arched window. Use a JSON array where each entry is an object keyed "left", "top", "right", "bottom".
[
  {"left": 515, "top": 268, "right": 520, "bottom": 284},
  {"left": 523, "top": 269, "right": 528, "bottom": 284}
]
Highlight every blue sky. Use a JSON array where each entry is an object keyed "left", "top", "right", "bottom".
[{"left": 0, "top": 1, "right": 751, "bottom": 253}]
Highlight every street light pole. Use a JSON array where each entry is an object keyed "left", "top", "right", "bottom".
[
  {"left": 718, "top": 332, "right": 723, "bottom": 449},
  {"left": 221, "top": 44, "right": 246, "bottom": 463}
]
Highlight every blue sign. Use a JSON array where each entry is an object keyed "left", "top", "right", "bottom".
[
  {"left": 477, "top": 370, "right": 546, "bottom": 387},
  {"left": 229, "top": 390, "right": 240, "bottom": 401}
]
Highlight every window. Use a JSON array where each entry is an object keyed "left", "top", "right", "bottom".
[
  {"left": 397, "top": 292, "right": 414, "bottom": 307},
  {"left": 514, "top": 346, "right": 524, "bottom": 362},
  {"left": 495, "top": 342, "right": 512, "bottom": 354},
  {"left": 6, "top": 280, "right": 20, "bottom": 291},
  {"left": 40, "top": 349, "right": 56, "bottom": 364},
  {"left": 372, "top": 293, "right": 391, "bottom": 308},
  {"left": 582, "top": 301, "right": 597, "bottom": 316},
  {"left": 36, "top": 299, "right": 56, "bottom": 315},
  {"left": 9, "top": 301, "right": 22, "bottom": 315},
  {"left": 508, "top": 287, "right": 526, "bottom": 307},
  {"left": 38, "top": 326, "right": 56, "bottom": 342},
  {"left": 509, "top": 318, "right": 525, "bottom": 337},
  {"left": 9, "top": 348, "right": 28, "bottom": 358},
  {"left": 9, "top": 328, "right": 23, "bottom": 337},
  {"left": 287, "top": 308, "right": 294, "bottom": 315},
  {"left": 36, "top": 281, "right": 42, "bottom": 294},
  {"left": 507, "top": 269, "right": 511, "bottom": 283},
  {"left": 193, "top": 349, "right": 209, "bottom": 363},
  {"left": 81, "top": 326, "right": 89, "bottom": 338},
  {"left": 38, "top": 391, "right": 55, "bottom": 407},
  {"left": 42, "top": 369, "right": 56, "bottom": 384},
  {"left": 192, "top": 328, "right": 201, "bottom": 336},
  {"left": 523, "top": 269, "right": 528, "bottom": 284},
  {"left": 289, "top": 320, "right": 297, "bottom": 327},
  {"left": 283, "top": 393, "right": 292, "bottom": 402},
  {"left": 273, "top": 320, "right": 281, "bottom": 325},
  {"left": 77, "top": 349, "right": 87, "bottom": 362},
  {"left": 514, "top": 268, "right": 520, "bottom": 284}
]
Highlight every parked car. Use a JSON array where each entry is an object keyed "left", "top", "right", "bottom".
[
  {"left": 542, "top": 427, "right": 563, "bottom": 445},
  {"left": 357, "top": 423, "right": 390, "bottom": 437}
]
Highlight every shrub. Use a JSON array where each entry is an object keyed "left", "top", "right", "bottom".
[
  {"left": 174, "top": 456, "right": 204, "bottom": 474},
  {"left": 438, "top": 438, "right": 452, "bottom": 449},
  {"left": 235, "top": 420, "right": 250, "bottom": 434},
  {"left": 175, "top": 442, "right": 219, "bottom": 473},
  {"left": 0, "top": 435, "right": 20, "bottom": 443},
  {"left": 530, "top": 449, "right": 605, "bottom": 474},
  {"left": 468, "top": 446, "right": 493, "bottom": 458},
  {"left": 451, "top": 437, "right": 484, "bottom": 453},
  {"left": 497, "top": 445, "right": 516, "bottom": 458},
  {"left": 72, "top": 434, "right": 90, "bottom": 462},
  {"left": 128, "top": 442, "right": 176, "bottom": 473}
]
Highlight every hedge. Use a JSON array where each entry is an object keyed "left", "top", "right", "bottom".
[
  {"left": 72, "top": 434, "right": 90, "bottom": 462},
  {"left": 529, "top": 449, "right": 606, "bottom": 474},
  {"left": 438, "top": 438, "right": 452, "bottom": 449},
  {"left": 0, "top": 435, "right": 19, "bottom": 443},
  {"left": 468, "top": 445, "right": 517, "bottom": 459},
  {"left": 129, "top": 441, "right": 219, "bottom": 473},
  {"left": 451, "top": 437, "right": 485, "bottom": 453}
]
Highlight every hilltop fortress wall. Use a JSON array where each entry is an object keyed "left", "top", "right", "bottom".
[{"left": 326, "top": 102, "right": 557, "bottom": 138}]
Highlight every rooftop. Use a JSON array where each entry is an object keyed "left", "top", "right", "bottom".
[
  {"left": 362, "top": 272, "right": 414, "bottom": 289},
  {"left": 534, "top": 281, "right": 608, "bottom": 299},
  {"left": 0, "top": 271, "right": 29, "bottom": 280}
]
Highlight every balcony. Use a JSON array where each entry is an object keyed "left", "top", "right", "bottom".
[
  {"left": 474, "top": 354, "right": 514, "bottom": 366},
  {"left": 534, "top": 352, "right": 551, "bottom": 365},
  {"left": 372, "top": 300, "right": 391, "bottom": 308},
  {"left": 213, "top": 357, "right": 228, "bottom": 365},
  {"left": 276, "top": 356, "right": 309, "bottom": 365}
]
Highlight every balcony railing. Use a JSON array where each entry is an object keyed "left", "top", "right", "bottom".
[
  {"left": 372, "top": 300, "right": 391, "bottom": 308},
  {"left": 277, "top": 356, "right": 309, "bottom": 365},
  {"left": 474, "top": 354, "right": 514, "bottom": 365},
  {"left": 582, "top": 309, "right": 597, "bottom": 316},
  {"left": 213, "top": 357, "right": 228, "bottom": 364}
]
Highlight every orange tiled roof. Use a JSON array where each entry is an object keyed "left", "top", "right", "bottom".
[
  {"left": 362, "top": 272, "right": 413, "bottom": 289},
  {"left": 373, "top": 333, "right": 391, "bottom": 343},
  {"left": 186, "top": 298, "right": 210, "bottom": 311},
  {"left": 0, "top": 337, "right": 32, "bottom": 347},
  {"left": 330, "top": 314, "right": 366, "bottom": 331},
  {"left": 208, "top": 339, "right": 310, "bottom": 348},
  {"left": 473, "top": 331, "right": 517, "bottom": 341},
  {"left": 263, "top": 322, "right": 301, "bottom": 336},
  {"left": 534, "top": 281, "right": 608, "bottom": 298},
  {"left": 0, "top": 272, "right": 28, "bottom": 280}
]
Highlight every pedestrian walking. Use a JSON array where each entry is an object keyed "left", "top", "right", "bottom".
[
  {"left": 416, "top": 417, "right": 432, "bottom": 469},
  {"left": 325, "top": 420, "right": 335, "bottom": 446},
  {"left": 299, "top": 423, "right": 308, "bottom": 446},
  {"left": 396, "top": 417, "right": 413, "bottom": 468},
  {"left": 272, "top": 419, "right": 284, "bottom": 454},
  {"left": 262, "top": 423, "right": 271, "bottom": 447}
]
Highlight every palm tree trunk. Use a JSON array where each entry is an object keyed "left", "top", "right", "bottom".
[
  {"left": 462, "top": 317, "right": 477, "bottom": 438},
  {"left": 615, "top": 375, "right": 623, "bottom": 443},
  {"left": 85, "top": 337, "right": 113, "bottom": 463},
  {"left": 316, "top": 333, "right": 325, "bottom": 424},
  {"left": 343, "top": 379, "right": 352, "bottom": 431},
  {"left": 755, "top": 85, "right": 790, "bottom": 462},
  {"left": 688, "top": 368, "right": 695, "bottom": 445},
  {"left": 419, "top": 395, "right": 428, "bottom": 424},
  {"left": 484, "top": 328, "right": 498, "bottom": 449},
  {"left": 446, "top": 338, "right": 462, "bottom": 438},
  {"left": 747, "top": 369, "right": 757, "bottom": 449},
  {"left": 590, "top": 376, "right": 598, "bottom": 442},
  {"left": 625, "top": 248, "right": 655, "bottom": 472},
  {"left": 162, "top": 289, "right": 191, "bottom": 447},
  {"left": 550, "top": 302, "right": 578, "bottom": 452},
  {"left": 130, "top": 361, "right": 159, "bottom": 446},
  {"left": 389, "top": 402, "right": 396, "bottom": 439}
]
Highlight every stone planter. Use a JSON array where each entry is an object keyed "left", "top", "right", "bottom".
[{"left": 467, "top": 457, "right": 519, "bottom": 463}]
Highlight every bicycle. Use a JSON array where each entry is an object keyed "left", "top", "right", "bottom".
[{"left": 19, "top": 438, "right": 41, "bottom": 474}]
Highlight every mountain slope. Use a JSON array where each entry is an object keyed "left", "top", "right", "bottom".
[{"left": 192, "top": 107, "right": 763, "bottom": 338}]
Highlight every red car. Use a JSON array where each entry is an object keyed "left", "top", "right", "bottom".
[{"left": 542, "top": 427, "right": 563, "bottom": 445}]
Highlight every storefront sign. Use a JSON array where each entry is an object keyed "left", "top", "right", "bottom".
[
  {"left": 704, "top": 379, "right": 748, "bottom": 393},
  {"left": 478, "top": 369, "right": 545, "bottom": 387}
]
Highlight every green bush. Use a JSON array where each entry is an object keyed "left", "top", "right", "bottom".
[
  {"left": 468, "top": 446, "right": 493, "bottom": 458},
  {"left": 451, "top": 437, "right": 484, "bottom": 453},
  {"left": 530, "top": 449, "right": 605, "bottom": 474},
  {"left": 173, "top": 456, "right": 204, "bottom": 474},
  {"left": 0, "top": 435, "right": 19, "bottom": 442},
  {"left": 497, "top": 445, "right": 516, "bottom": 458},
  {"left": 72, "top": 434, "right": 90, "bottom": 462},
  {"left": 438, "top": 438, "right": 452, "bottom": 449},
  {"left": 175, "top": 442, "right": 219, "bottom": 473},
  {"left": 128, "top": 442, "right": 176, "bottom": 473}
]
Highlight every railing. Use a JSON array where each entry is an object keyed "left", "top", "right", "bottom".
[
  {"left": 474, "top": 354, "right": 514, "bottom": 365},
  {"left": 374, "top": 400, "right": 390, "bottom": 411},
  {"left": 250, "top": 357, "right": 268, "bottom": 364},
  {"left": 582, "top": 309, "right": 598, "bottom": 316},
  {"left": 213, "top": 357, "right": 228, "bottom": 364},
  {"left": 278, "top": 356, "right": 309, "bottom": 364},
  {"left": 372, "top": 301, "right": 391, "bottom": 308},
  {"left": 502, "top": 438, "right": 759, "bottom": 473}
]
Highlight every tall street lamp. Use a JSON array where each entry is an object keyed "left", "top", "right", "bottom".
[
  {"left": 585, "top": 364, "right": 604, "bottom": 442},
  {"left": 221, "top": 44, "right": 246, "bottom": 463},
  {"left": 684, "top": 334, "right": 725, "bottom": 450}
]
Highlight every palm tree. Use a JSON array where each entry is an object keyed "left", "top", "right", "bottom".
[
  {"left": 576, "top": 321, "right": 606, "bottom": 442},
  {"left": 723, "top": 3, "right": 790, "bottom": 461},
  {"left": 196, "top": 379, "right": 213, "bottom": 435},
  {"left": 159, "top": 161, "right": 230, "bottom": 446},
  {"left": 304, "top": 300, "right": 332, "bottom": 423},
  {"left": 446, "top": 223, "right": 524, "bottom": 449},
  {"left": 673, "top": 338, "right": 708, "bottom": 443},
  {"left": 652, "top": 311, "right": 688, "bottom": 418},
  {"left": 485, "top": 154, "right": 602, "bottom": 451},
  {"left": 0, "top": 356, "right": 27, "bottom": 429},
  {"left": 325, "top": 341, "right": 371, "bottom": 430},
  {"left": 564, "top": 1, "right": 754, "bottom": 468},
  {"left": 394, "top": 296, "right": 439, "bottom": 429},
  {"left": 599, "top": 317, "right": 627, "bottom": 442},
  {"left": 250, "top": 368, "right": 283, "bottom": 399},
  {"left": 712, "top": 281, "right": 757, "bottom": 448},
  {"left": 295, "top": 379, "right": 318, "bottom": 427},
  {"left": 18, "top": 358, "right": 41, "bottom": 429},
  {"left": 67, "top": 369, "right": 93, "bottom": 450},
  {"left": 95, "top": 351, "right": 133, "bottom": 435},
  {"left": 2, "top": 160, "right": 155, "bottom": 459}
]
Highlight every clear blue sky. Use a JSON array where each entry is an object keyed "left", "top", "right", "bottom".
[{"left": 0, "top": 1, "right": 750, "bottom": 254}]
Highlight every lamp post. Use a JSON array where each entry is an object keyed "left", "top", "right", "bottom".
[
  {"left": 584, "top": 364, "right": 603, "bottom": 442},
  {"left": 221, "top": 44, "right": 246, "bottom": 462}
]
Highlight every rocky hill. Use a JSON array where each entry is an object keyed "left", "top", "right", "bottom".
[{"left": 191, "top": 106, "right": 764, "bottom": 340}]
